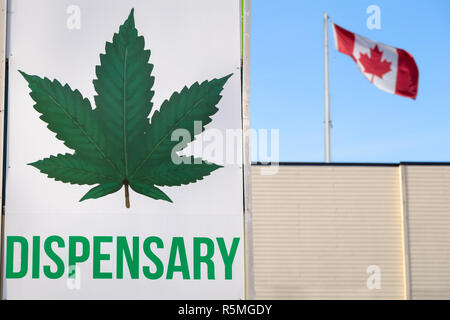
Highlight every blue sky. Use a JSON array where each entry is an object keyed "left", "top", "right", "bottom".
[{"left": 250, "top": 0, "right": 450, "bottom": 163}]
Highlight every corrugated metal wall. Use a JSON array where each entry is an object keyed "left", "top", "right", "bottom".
[
  {"left": 404, "top": 165, "right": 450, "bottom": 299},
  {"left": 251, "top": 165, "right": 406, "bottom": 299}
]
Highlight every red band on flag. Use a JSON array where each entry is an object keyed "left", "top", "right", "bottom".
[
  {"left": 332, "top": 24, "right": 356, "bottom": 62},
  {"left": 395, "top": 49, "right": 419, "bottom": 99}
]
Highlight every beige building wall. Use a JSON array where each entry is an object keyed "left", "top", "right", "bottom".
[
  {"left": 404, "top": 165, "right": 450, "bottom": 299},
  {"left": 251, "top": 164, "right": 406, "bottom": 299}
]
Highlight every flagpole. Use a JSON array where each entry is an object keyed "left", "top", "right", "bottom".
[{"left": 324, "top": 12, "right": 331, "bottom": 163}]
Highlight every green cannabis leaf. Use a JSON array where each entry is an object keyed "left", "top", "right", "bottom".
[{"left": 20, "top": 9, "right": 230, "bottom": 208}]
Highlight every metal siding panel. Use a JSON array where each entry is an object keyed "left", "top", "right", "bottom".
[
  {"left": 405, "top": 166, "right": 450, "bottom": 299},
  {"left": 251, "top": 165, "right": 405, "bottom": 299}
]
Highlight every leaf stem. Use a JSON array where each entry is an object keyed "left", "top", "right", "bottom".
[{"left": 124, "top": 181, "right": 130, "bottom": 209}]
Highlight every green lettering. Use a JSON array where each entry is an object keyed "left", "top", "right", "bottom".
[
  {"left": 43, "top": 236, "right": 65, "bottom": 279},
  {"left": 166, "top": 237, "right": 190, "bottom": 279},
  {"left": 117, "top": 236, "right": 139, "bottom": 279},
  {"left": 217, "top": 237, "right": 240, "bottom": 280},
  {"left": 6, "top": 236, "right": 28, "bottom": 279},
  {"left": 193, "top": 237, "right": 215, "bottom": 279},
  {"left": 143, "top": 236, "right": 164, "bottom": 280},
  {"left": 32, "top": 236, "right": 40, "bottom": 279},
  {"left": 68, "top": 236, "right": 90, "bottom": 278},
  {"left": 93, "top": 236, "right": 113, "bottom": 279}
]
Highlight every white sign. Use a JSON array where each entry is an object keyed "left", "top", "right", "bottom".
[{"left": 3, "top": 0, "right": 244, "bottom": 299}]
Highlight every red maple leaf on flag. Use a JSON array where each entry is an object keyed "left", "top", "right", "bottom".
[{"left": 358, "top": 45, "right": 392, "bottom": 82}]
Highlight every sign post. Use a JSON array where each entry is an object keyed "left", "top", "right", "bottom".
[
  {"left": 0, "top": 0, "right": 7, "bottom": 300},
  {"left": 242, "top": 0, "right": 254, "bottom": 300}
]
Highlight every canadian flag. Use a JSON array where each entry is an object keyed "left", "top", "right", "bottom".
[{"left": 331, "top": 23, "right": 419, "bottom": 99}]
